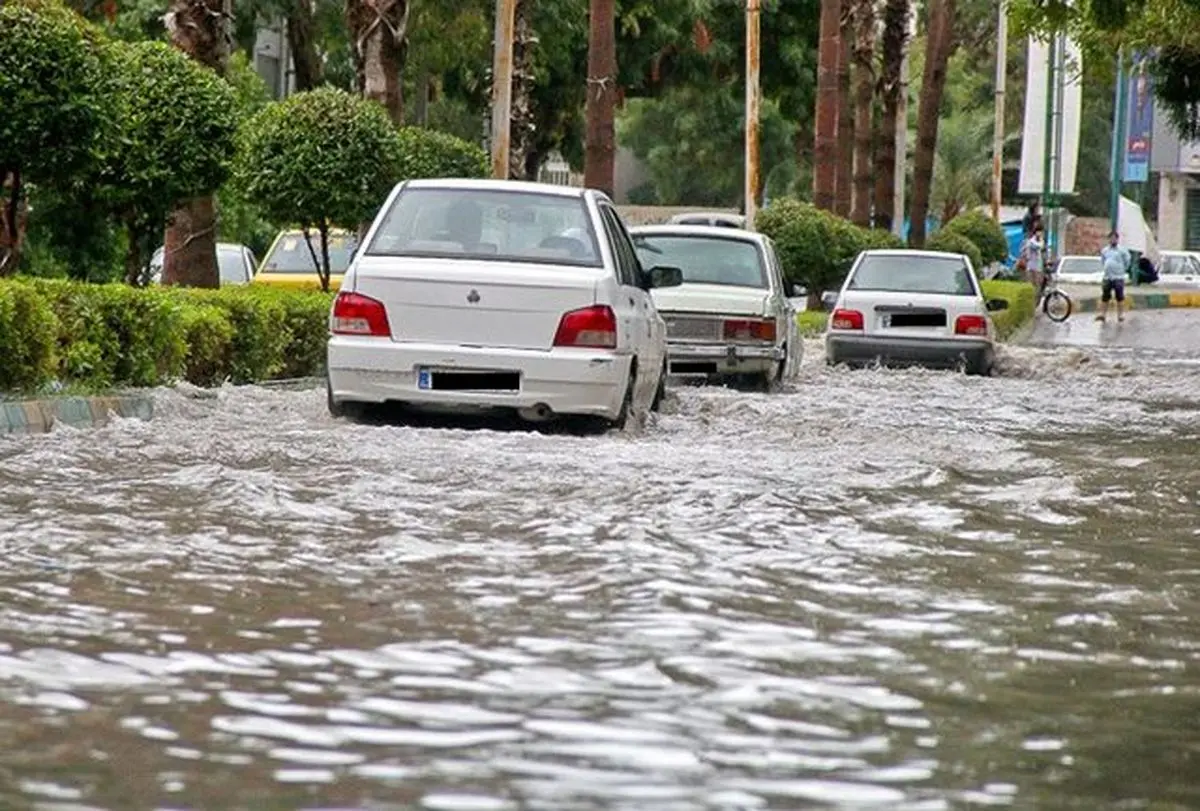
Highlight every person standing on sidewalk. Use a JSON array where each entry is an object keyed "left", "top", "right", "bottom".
[{"left": 1097, "top": 230, "right": 1131, "bottom": 323}]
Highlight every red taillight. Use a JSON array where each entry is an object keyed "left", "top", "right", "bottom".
[
  {"left": 830, "top": 308, "right": 864, "bottom": 330},
  {"left": 954, "top": 314, "right": 989, "bottom": 336},
  {"left": 553, "top": 305, "right": 617, "bottom": 348},
  {"left": 331, "top": 291, "right": 390, "bottom": 337},
  {"left": 723, "top": 318, "right": 776, "bottom": 342}
]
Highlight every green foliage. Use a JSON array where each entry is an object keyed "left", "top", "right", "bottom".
[
  {"left": 0, "top": 279, "right": 336, "bottom": 393},
  {"left": 21, "top": 183, "right": 126, "bottom": 283},
  {"left": 0, "top": 0, "right": 106, "bottom": 185},
  {"left": 926, "top": 230, "right": 985, "bottom": 272},
  {"left": 944, "top": 210, "right": 1011, "bottom": 265},
  {"left": 796, "top": 310, "right": 828, "bottom": 338},
  {"left": 980, "top": 279, "right": 1037, "bottom": 339},
  {"left": 395, "top": 126, "right": 490, "bottom": 180}
]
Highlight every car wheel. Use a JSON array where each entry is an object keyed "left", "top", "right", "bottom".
[
  {"left": 327, "top": 377, "right": 365, "bottom": 420},
  {"left": 650, "top": 359, "right": 668, "bottom": 412}
]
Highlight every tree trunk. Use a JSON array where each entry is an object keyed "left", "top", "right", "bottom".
[
  {"left": 509, "top": 0, "right": 538, "bottom": 180},
  {"left": 850, "top": 0, "right": 876, "bottom": 227},
  {"left": 161, "top": 0, "right": 230, "bottom": 289},
  {"left": 908, "top": 0, "right": 956, "bottom": 247},
  {"left": 286, "top": 0, "right": 324, "bottom": 91},
  {"left": 813, "top": 0, "right": 841, "bottom": 211},
  {"left": 872, "top": 0, "right": 908, "bottom": 233},
  {"left": 834, "top": 0, "right": 853, "bottom": 218},
  {"left": 346, "top": 0, "right": 409, "bottom": 125},
  {"left": 0, "top": 170, "right": 25, "bottom": 277},
  {"left": 584, "top": 0, "right": 617, "bottom": 196}
]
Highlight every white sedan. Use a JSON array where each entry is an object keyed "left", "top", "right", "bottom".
[
  {"left": 824, "top": 249, "right": 1010, "bottom": 376},
  {"left": 629, "top": 224, "right": 802, "bottom": 390},
  {"left": 1157, "top": 250, "right": 1200, "bottom": 286},
  {"left": 326, "top": 178, "right": 682, "bottom": 430},
  {"left": 1054, "top": 255, "right": 1106, "bottom": 285}
]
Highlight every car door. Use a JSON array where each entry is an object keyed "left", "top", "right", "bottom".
[
  {"left": 597, "top": 203, "right": 660, "bottom": 370},
  {"left": 763, "top": 238, "right": 800, "bottom": 377}
]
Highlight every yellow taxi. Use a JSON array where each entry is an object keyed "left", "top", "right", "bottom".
[{"left": 252, "top": 228, "right": 359, "bottom": 291}]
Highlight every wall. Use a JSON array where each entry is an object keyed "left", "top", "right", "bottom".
[{"left": 1157, "top": 172, "right": 1196, "bottom": 251}]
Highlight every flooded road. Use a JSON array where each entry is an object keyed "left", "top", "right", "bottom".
[{"left": 1, "top": 338, "right": 1199, "bottom": 810}]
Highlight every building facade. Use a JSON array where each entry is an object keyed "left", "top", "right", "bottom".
[{"left": 1152, "top": 110, "right": 1200, "bottom": 251}]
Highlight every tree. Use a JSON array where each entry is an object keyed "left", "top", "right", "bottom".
[
  {"left": 0, "top": 0, "right": 106, "bottom": 275},
  {"left": 234, "top": 88, "right": 403, "bottom": 291},
  {"left": 849, "top": 0, "right": 876, "bottom": 225},
  {"left": 908, "top": 0, "right": 957, "bottom": 247},
  {"left": 585, "top": 0, "right": 617, "bottom": 194},
  {"left": 813, "top": 0, "right": 841, "bottom": 210},
  {"left": 97, "top": 40, "right": 239, "bottom": 285},
  {"left": 161, "top": 0, "right": 232, "bottom": 289},
  {"left": 509, "top": 0, "right": 538, "bottom": 179},
  {"left": 834, "top": 0, "right": 854, "bottom": 217},
  {"left": 345, "top": 0, "right": 408, "bottom": 124},
  {"left": 873, "top": 0, "right": 909, "bottom": 232},
  {"left": 930, "top": 108, "right": 992, "bottom": 223}
]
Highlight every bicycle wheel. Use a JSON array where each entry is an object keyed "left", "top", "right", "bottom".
[{"left": 1043, "top": 289, "right": 1072, "bottom": 322}]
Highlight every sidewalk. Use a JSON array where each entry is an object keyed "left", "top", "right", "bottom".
[{"left": 1059, "top": 283, "right": 1200, "bottom": 313}]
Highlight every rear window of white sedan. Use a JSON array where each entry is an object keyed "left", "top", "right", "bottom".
[
  {"left": 848, "top": 254, "right": 977, "bottom": 296},
  {"left": 366, "top": 188, "right": 603, "bottom": 268},
  {"left": 632, "top": 234, "right": 766, "bottom": 288}
]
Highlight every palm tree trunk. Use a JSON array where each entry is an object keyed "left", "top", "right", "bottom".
[
  {"left": 834, "top": 0, "right": 853, "bottom": 218},
  {"left": 509, "top": 0, "right": 538, "bottom": 180},
  {"left": 346, "top": 0, "right": 409, "bottom": 125},
  {"left": 286, "top": 0, "right": 324, "bottom": 91},
  {"left": 850, "top": 0, "right": 876, "bottom": 226},
  {"left": 908, "top": 0, "right": 956, "bottom": 247},
  {"left": 813, "top": 0, "right": 840, "bottom": 211},
  {"left": 584, "top": 0, "right": 617, "bottom": 196},
  {"left": 161, "top": 0, "right": 230, "bottom": 289},
  {"left": 872, "top": 0, "right": 908, "bottom": 233}
]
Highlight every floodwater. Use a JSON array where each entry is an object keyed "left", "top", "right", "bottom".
[{"left": 1, "top": 338, "right": 1198, "bottom": 810}]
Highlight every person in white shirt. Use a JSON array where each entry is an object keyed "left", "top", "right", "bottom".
[{"left": 1097, "top": 230, "right": 1131, "bottom": 323}]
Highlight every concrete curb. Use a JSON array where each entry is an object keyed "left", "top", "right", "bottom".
[
  {"left": 1073, "top": 289, "right": 1200, "bottom": 313},
  {"left": 0, "top": 394, "right": 154, "bottom": 436}
]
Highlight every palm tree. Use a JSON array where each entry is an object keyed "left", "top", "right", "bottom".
[
  {"left": 813, "top": 0, "right": 841, "bottom": 210},
  {"left": 345, "top": 0, "right": 408, "bottom": 125},
  {"left": 908, "top": 0, "right": 956, "bottom": 247},
  {"left": 931, "top": 110, "right": 992, "bottom": 223},
  {"left": 834, "top": 0, "right": 853, "bottom": 217},
  {"left": 584, "top": 0, "right": 617, "bottom": 195},
  {"left": 850, "top": 0, "right": 876, "bottom": 226},
  {"left": 872, "top": 0, "right": 908, "bottom": 232}
]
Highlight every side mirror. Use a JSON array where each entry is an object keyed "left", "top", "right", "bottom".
[
  {"left": 644, "top": 265, "right": 684, "bottom": 289},
  {"left": 783, "top": 278, "right": 796, "bottom": 297},
  {"left": 986, "top": 298, "right": 1009, "bottom": 312},
  {"left": 821, "top": 290, "right": 839, "bottom": 311}
]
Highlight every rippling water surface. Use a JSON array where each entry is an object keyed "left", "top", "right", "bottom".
[{"left": 1, "top": 341, "right": 1198, "bottom": 810}]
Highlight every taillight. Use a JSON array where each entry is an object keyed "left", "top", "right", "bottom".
[
  {"left": 723, "top": 318, "right": 776, "bottom": 342},
  {"left": 830, "top": 309, "right": 864, "bottom": 330},
  {"left": 331, "top": 291, "right": 391, "bottom": 336},
  {"left": 553, "top": 305, "right": 617, "bottom": 348},
  {"left": 955, "top": 314, "right": 989, "bottom": 336}
]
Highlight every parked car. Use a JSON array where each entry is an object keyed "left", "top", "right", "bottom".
[
  {"left": 629, "top": 224, "right": 802, "bottom": 391},
  {"left": 147, "top": 242, "right": 258, "bottom": 285},
  {"left": 1156, "top": 250, "right": 1200, "bottom": 286},
  {"left": 823, "top": 249, "right": 1009, "bottom": 376},
  {"left": 667, "top": 211, "right": 746, "bottom": 229},
  {"left": 326, "top": 178, "right": 683, "bottom": 429},
  {"left": 1053, "top": 254, "right": 1105, "bottom": 285},
  {"left": 252, "top": 228, "right": 359, "bottom": 290}
]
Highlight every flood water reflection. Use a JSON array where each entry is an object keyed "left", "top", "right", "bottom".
[{"left": 1, "top": 341, "right": 1198, "bottom": 810}]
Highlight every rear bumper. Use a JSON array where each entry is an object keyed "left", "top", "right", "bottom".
[
  {"left": 825, "top": 334, "right": 993, "bottom": 370},
  {"left": 666, "top": 341, "right": 782, "bottom": 376},
  {"left": 328, "top": 337, "right": 631, "bottom": 419}
]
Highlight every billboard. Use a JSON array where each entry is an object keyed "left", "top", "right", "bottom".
[
  {"left": 1123, "top": 54, "right": 1154, "bottom": 183},
  {"left": 1018, "top": 35, "right": 1083, "bottom": 195}
]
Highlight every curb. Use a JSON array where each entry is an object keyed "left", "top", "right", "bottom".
[
  {"left": 0, "top": 394, "right": 154, "bottom": 436},
  {"left": 1073, "top": 290, "right": 1200, "bottom": 313}
]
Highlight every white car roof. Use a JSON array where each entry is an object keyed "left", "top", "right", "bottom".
[
  {"left": 860, "top": 249, "right": 968, "bottom": 260},
  {"left": 629, "top": 224, "right": 768, "bottom": 245},
  {"left": 402, "top": 177, "right": 592, "bottom": 199}
]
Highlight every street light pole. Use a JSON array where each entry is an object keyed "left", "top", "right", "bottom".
[
  {"left": 1108, "top": 49, "right": 1127, "bottom": 233},
  {"left": 489, "top": 0, "right": 518, "bottom": 179},
  {"left": 745, "top": 0, "right": 761, "bottom": 229},
  {"left": 990, "top": 0, "right": 1007, "bottom": 220}
]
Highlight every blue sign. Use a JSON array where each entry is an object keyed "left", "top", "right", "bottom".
[{"left": 1124, "top": 55, "right": 1154, "bottom": 183}]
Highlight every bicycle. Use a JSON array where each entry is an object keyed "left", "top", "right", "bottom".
[{"left": 1035, "top": 270, "right": 1072, "bottom": 322}]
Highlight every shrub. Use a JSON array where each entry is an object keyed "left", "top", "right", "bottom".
[
  {"left": 243, "top": 286, "right": 334, "bottom": 379},
  {"left": 926, "top": 230, "right": 984, "bottom": 274},
  {"left": 981, "top": 280, "right": 1037, "bottom": 340},
  {"left": 944, "top": 210, "right": 1009, "bottom": 266},
  {"left": 395, "top": 126, "right": 490, "bottom": 180},
  {"left": 0, "top": 281, "right": 58, "bottom": 392},
  {"left": 178, "top": 303, "right": 235, "bottom": 387}
]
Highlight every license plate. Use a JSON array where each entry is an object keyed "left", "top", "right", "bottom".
[{"left": 417, "top": 367, "right": 432, "bottom": 389}]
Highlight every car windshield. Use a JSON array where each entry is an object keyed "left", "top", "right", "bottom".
[
  {"left": 262, "top": 233, "right": 358, "bottom": 274},
  {"left": 632, "top": 234, "right": 766, "bottom": 288},
  {"left": 847, "top": 254, "right": 977, "bottom": 295},
  {"left": 217, "top": 247, "right": 249, "bottom": 282},
  {"left": 1160, "top": 255, "right": 1198, "bottom": 274},
  {"left": 1057, "top": 257, "right": 1101, "bottom": 275},
  {"left": 366, "top": 187, "right": 603, "bottom": 267}
]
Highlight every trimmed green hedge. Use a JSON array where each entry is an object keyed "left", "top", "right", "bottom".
[{"left": 0, "top": 279, "right": 334, "bottom": 394}]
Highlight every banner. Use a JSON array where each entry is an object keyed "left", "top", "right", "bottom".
[
  {"left": 1123, "top": 54, "right": 1154, "bottom": 183},
  {"left": 1017, "top": 35, "right": 1083, "bottom": 196}
]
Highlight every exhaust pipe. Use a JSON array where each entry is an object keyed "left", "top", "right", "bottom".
[{"left": 517, "top": 403, "right": 555, "bottom": 422}]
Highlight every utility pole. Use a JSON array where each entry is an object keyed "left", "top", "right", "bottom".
[
  {"left": 744, "top": 0, "right": 762, "bottom": 229},
  {"left": 489, "top": 0, "right": 518, "bottom": 179},
  {"left": 990, "top": 0, "right": 1007, "bottom": 220},
  {"left": 1108, "top": 49, "right": 1127, "bottom": 233},
  {"left": 1040, "top": 32, "right": 1059, "bottom": 270}
]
